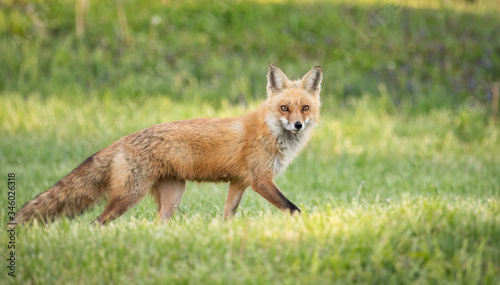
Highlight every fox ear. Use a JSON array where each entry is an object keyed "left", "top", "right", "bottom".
[
  {"left": 267, "top": 64, "right": 289, "bottom": 96},
  {"left": 300, "top": 65, "right": 323, "bottom": 94}
]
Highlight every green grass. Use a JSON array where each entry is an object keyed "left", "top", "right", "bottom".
[{"left": 1, "top": 0, "right": 500, "bottom": 284}]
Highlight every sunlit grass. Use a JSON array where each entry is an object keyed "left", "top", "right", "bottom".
[{"left": 8, "top": 197, "right": 500, "bottom": 284}]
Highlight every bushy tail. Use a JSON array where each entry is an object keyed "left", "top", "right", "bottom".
[{"left": 14, "top": 148, "right": 114, "bottom": 225}]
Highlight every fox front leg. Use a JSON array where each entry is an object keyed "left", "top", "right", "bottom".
[
  {"left": 251, "top": 179, "right": 301, "bottom": 215},
  {"left": 223, "top": 181, "right": 248, "bottom": 219}
]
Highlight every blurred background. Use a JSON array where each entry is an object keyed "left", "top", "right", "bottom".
[{"left": 1, "top": 0, "right": 499, "bottom": 114}]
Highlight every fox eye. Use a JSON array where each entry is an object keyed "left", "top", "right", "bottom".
[
  {"left": 302, "top": 105, "right": 309, "bottom": 111},
  {"left": 281, "top": 105, "right": 289, "bottom": 111}
]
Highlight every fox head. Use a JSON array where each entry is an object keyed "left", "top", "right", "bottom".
[{"left": 265, "top": 64, "right": 322, "bottom": 136}]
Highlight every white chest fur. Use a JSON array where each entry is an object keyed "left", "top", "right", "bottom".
[{"left": 267, "top": 121, "right": 314, "bottom": 175}]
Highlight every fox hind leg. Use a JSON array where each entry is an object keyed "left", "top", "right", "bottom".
[
  {"left": 151, "top": 178, "right": 186, "bottom": 221},
  {"left": 94, "top": 170, "right": 153, "bottom": 225}
]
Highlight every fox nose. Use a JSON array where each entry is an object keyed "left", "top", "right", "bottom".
[{"left": 294, "top": 121, "right": 303, "bottom": 130}]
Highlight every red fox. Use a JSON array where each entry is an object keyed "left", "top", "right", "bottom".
[{"left": 14, "top": 64, "right": 323, "bottom": 225}]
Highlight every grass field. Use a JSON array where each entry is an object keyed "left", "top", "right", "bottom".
[{"left": 1, "top": 0, "right": 500, "bottom": 284}]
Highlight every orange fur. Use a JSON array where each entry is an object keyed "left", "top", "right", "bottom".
[{"left": 14, "top": 64, "right": 323, "bottom": 225}]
